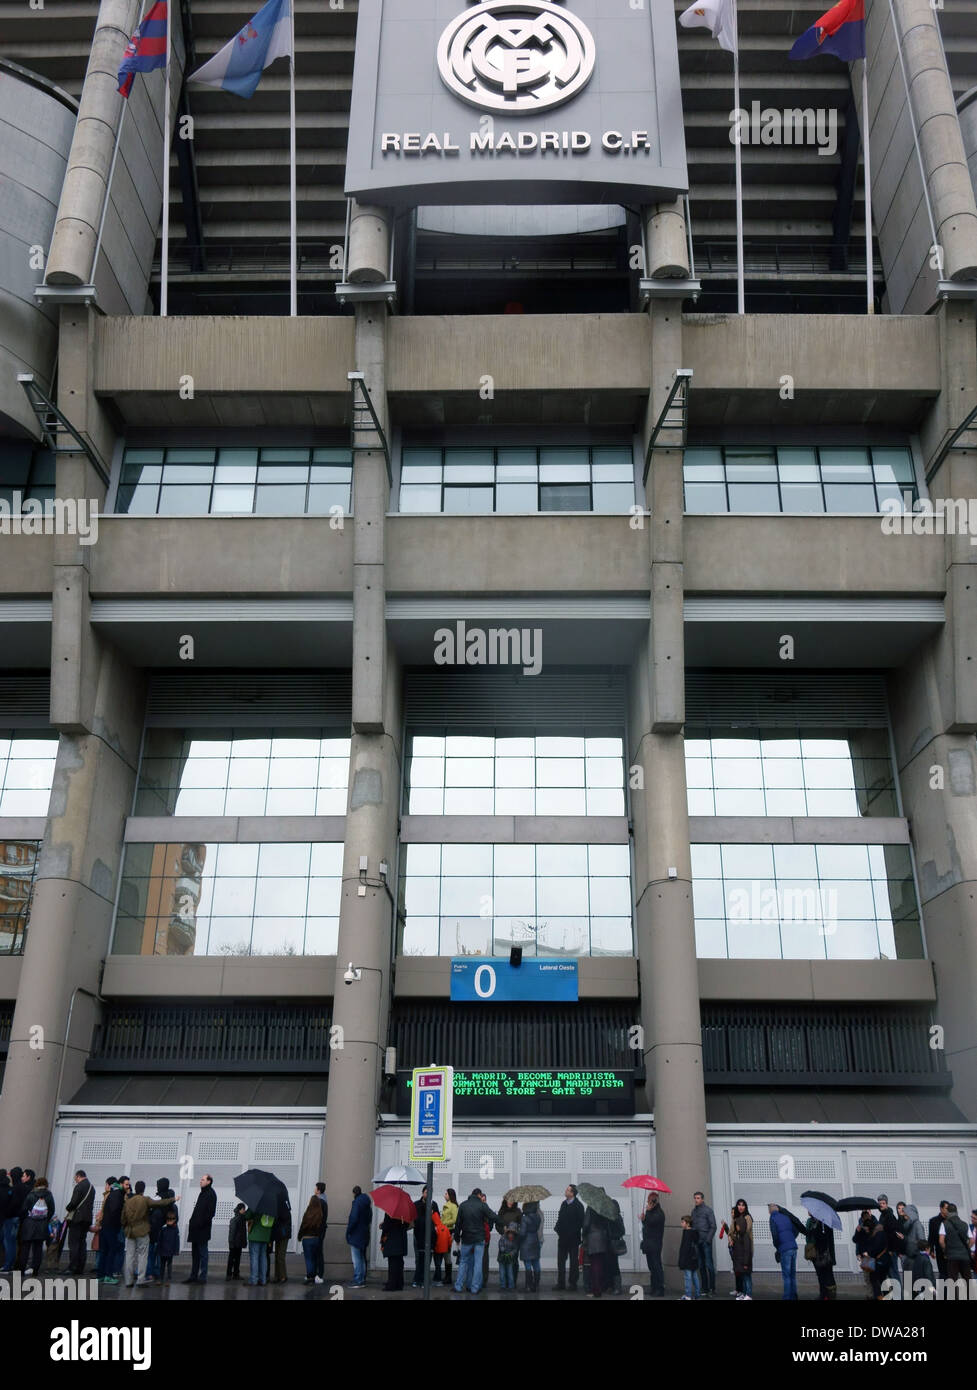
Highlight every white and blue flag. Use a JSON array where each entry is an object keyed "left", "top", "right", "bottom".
[{"left": 188, "top": 0, "right": 292, "bottom": 98}]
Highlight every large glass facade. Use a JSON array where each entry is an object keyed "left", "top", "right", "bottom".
[
  {"left": 116, "top": 447, "right": 352, "bottom": 516},
  {"left": 399, "top": 446, "right": 635, "bottom": 514},
  {"left": 0, "top": 444, "right": 56, "bottom": 509},
  {"left": 691, "top": 842, "right": 922, "bottom": 960},
  {"left": 404, "top": 733, "right": 625, "bottom": 815},
  {"left": 113, "top": 841, "right": 343, "bottom": 957},
  {"left": 400, "top": 842, "right": 633, "bottom": 957},
  {"left": 135, "top": 729, "right": 350, "bottom": 816},
  {"left": 685, "top": 729, "right": 897, "bottom": 817},
  {"left": 0, "top": 840, "right": 40, "bottom": 956},
  {"left": 683, "top": 446, "right": 918, "bottom": 514},
  {"left": 0, "top": 734, "right": 58, "bottom": 815}
]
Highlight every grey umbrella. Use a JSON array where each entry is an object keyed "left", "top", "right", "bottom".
[{"left": 577, "top": 1182, "right": 617, "bottom": 1221}]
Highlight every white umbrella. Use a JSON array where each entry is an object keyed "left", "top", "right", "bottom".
[{"left": 372, "top": 1164, "right": 426, "bottom": 1186}]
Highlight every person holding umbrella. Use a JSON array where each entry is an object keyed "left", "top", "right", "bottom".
[
  {"left": 578, "top": 1184, "right": 616, "bottom": 1299},
  {"left": 800, "top": 1190, "right": 840, "bottom": 1301},
  {"left": 640, "top": 1192, "right": 666, "bottom": 1297},
  {"left": 234, "top": 1169, "right": 289, "bottom": 1288},
  {"left": 553, "top": 1184, "right": 584, "bottom": 1292},
  {"left": 372, "top": 1184, "right": 417, "bottom": 1293}
]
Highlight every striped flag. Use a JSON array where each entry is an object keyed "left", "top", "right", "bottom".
[
  {"left": 188, "top": 0, "right": 292, "bottom": 99},
  {"left": 117, "top": 0, "right": 168, "bottom": 99},
  {"left": 789, "top": 0, "right": 866, "bottom": 62}
]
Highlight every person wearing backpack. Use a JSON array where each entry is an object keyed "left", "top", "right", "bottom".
[
  {"left": 245, "top": 1206, "right": 274, "bottom": 1286},
  {"left": 64, "top": 1169, "right": 96, "bottom": 1277},
  {"left": 19, "top": 1176, "right": 55, "bottom": 1277}
]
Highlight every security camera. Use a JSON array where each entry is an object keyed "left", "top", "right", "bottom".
[{"left": 344, "top": 962, "right": 362, "bottom": 985}]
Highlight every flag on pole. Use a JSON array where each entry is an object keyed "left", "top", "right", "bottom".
[
  {"left": 789, "top": 0, "right": 865, "bottom": 62},
  {"left": 188, "top": 0, "right": 292, "bottom": 99},
  {"left": 678, "top": 0, "right": 737, "bottom": 54},
  {"left": 117, "top": 0, "right": 168, "bottom": 98}
]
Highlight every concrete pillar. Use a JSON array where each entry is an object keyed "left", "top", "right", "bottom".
[
  {"left": 889, "top": 0, "right": 977, "bottom": 283},
  {"left": 642, "top": 201, "right": 690, "bottom": 279},
  {"left": 347, "top": 202, "right": 393, "bottom": 284},
  {"left": 628, "top": 302, "right": 710, "bottom": 1281},
  {"left": 321, "top": 296, "right": 398, "bottom": 1274},
  {"left": 46, "top": 0, "right": 142, "bottom": 286}
]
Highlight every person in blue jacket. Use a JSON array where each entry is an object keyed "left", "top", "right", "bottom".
[
  {"left": 768, "top": 1203, "right": 799, "bottom": 1300},
  {"left": 345, "top": 1186, "right": 372, "bottom": 1288}
]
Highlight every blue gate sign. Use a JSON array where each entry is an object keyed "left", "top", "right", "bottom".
[{"left": 450, "top": 958, "right": 578, "bottom": 1002}]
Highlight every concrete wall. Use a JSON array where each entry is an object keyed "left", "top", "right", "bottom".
[
  {"left": 101, "top": 955, "right": 339, "bottom": 999},
  {"left": 0, "top": 63, "right": 76, "bottom": 437}
]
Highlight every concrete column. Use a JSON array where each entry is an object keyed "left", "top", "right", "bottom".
[
  {"left": 321, "top": 295, "right": 398, "bottom": 1274},
  {"left": 628, "top": 303, "right": 710, "bottom": 1281},
  {"left": 46, "top": 0, "right": 142, "bottom": 286},
  {"left": 347, "top": 202, "right": 393, "bottom": 284},
  {"left": 890, "top": 0, "right": 977, "bottom": 283},
  {"left": 642, "top": 201, "right": 690, "bottom": 279}
]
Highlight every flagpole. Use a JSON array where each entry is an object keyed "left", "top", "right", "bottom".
[
  {"left": 289, "top": 0, "right": 297, "bottom": 317},
  {"left": 732, "top": 0, "right": 745, "bottom": 314},
  {"left": 861, "top": 57, "right": 874, "bottom": 316},
  {"left": 160, "top": 0, "right": 171, "bottom": 317}
]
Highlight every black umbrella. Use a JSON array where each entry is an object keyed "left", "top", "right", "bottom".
[
  {"left": 771, "top": 1204, "right": 808, "bottom": 1237},
  {"left": 835, "top": 1197, "right": 880, "bottom": 1213},
  {"left": 234, "top": 1168, "right": 288, "bottom": 1218}
]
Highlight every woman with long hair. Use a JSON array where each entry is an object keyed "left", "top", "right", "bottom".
[
  {"left": 297, "top": 1191, "right": 324, "bottom": 1284},
  {"left": 729, "top": 1198, "right": 754, "bottom": 1300},
  {"left": 441, "top": 1188, "right": 458, "bottom": 1287}
]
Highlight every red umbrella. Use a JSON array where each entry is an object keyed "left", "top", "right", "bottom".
[
  {"left": 371, "top": 1184, "right": 417, "bottom": 1222},
  {"left": 622, "top": 1175, "right": 672, "bottom": 1194}
]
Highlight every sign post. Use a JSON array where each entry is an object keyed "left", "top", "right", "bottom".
[{"left": 409, "top": 1065, "right": 453, "bottom": 1300}]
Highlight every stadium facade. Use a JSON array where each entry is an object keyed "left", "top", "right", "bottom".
[{"left": 0, "top": 0, "right": 976, "bottom": 1278}]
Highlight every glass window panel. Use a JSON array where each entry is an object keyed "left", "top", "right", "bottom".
[
  {"left": 307, "top": 484, "right": 350, "bottom": 513},
  {"left": 210, "top": 877, "right": 257, "bottom": 915},
  {"left": 496, "top": 450, "right": 537, "bottom": 478},
  {"left": 115, "top": 484, "right": 159, "bottom": 514},
  {"left": 714, "top": 789, "right": 766, "bottom": 815},
  {"left": 592, "top": 483, "right": 636, "bottom": 512},
  {"left": 158, "top": 485, "right": 212, "bottom": 514},
  {"left": 207, "top": 918, "right": 254, "bottom": 956},
  {"left": 823, "top": 483, "right": 878, "bottom": 513},
  {"left": 446, "top": 917, "right": 492, "bottom": 955},
  {"left": 780, "top": 918, "right": 826, "bottom": 959},
  {"left": 780, "top": 484, "right": 824, "bottom": 513},
  {"left": 400, "top": 465, "right": 443, "bottom": 482},
  {"left": 123, "top": 448, "right": 165, "bottom": 465},
  {"left": 536, "top": 737, "right": 584, "bottom": 756},
  {"left": 536, "top": 758, "right": 584, "bottom": 787},
  {"left": 690, "top": 843, "right": 722, "bottom": 876},
  {"left": 407, "top": 788, "right": 445, "bottom": 814},
  {"left": 724, "top": 879, "right": 776, "bottom": 922},
  {"left": 214, "top": 458, "right": 258, "bottom": 481},
  {"left": 806, "top": 789, "right": 859, "bottom": 815},
  {"left": 440, "top": 876, "right": 492, "bottom": 917},
  {"left": 214, "top": 843, "right": 259, "bottom": 875},
  {"left": 694, "top": 919, "right": 727, "bottom": 957},
  {"left": 586, "top": 737, "right": 623, "bottom": 756},
  {"left": 399, "top": 484, "right": 442, "bottom": 511},
  {"left": 727, "top": 920, "right": 782, "bottom": 958},
  {"left": 405, "top": 843, "right": 441, "bottom": 875},
  {"left": 304, "top": 918, "right": 339, "bottom": 953},
  {"left": 683, "top": 737, "right": 710, "bottom": 757},
  {"left": 693, "top": 879, "right": 726, "bottom": 917},
  {"left": 264, "top": 788, "right": 316, "bottom": 815},
  {"left": 800, "top": 738, "right": 849, "bottom": 758},
  {"left": 314, "top": 787, "right": 347, "bottom": 814},
  {"left": 713, "top": 738, "right": 759, "bottom": 758},
  {"left": 162, "top": 463, "right": 214, "bottom": 483},
  {"left": 495, "top": 756, "right": 534, "bottom": 787},
  {"left": 443, "top": 464, "right": 495, "bottom": 483},
  {"left": 592, "top": 461, "right": 634, "bottom": 482},
  {"left": 223, "top": 788, "right": 267, "bottom": 815},
  {"left": 165, "top": 449, "right": 216, "bottom": 464},
  {"left": 684, "top": 462, "right": 726, "bottom": 482},
  {"left": 171, "top": 789, "right": 224, "bottom": 815},
  {"left": 495, "top": 786, "right": 535, "bottom": 814},
  {"left": 875, "top": 482, "right": 911, "bottom": 509},
  {"left": 593, "top": 877, "right": 632, "bottom": 914},
  {"left": 585, "top": 757, "right": 623, "bottom": 788},
  {"left": 776, "top": 448, "right": 818, "bottom": 478},
  {"left": 311, "top": 445, "right": 353, "bottom": 463},
  {"left": 445, "top": 756, "right": 495, "bottom": 787},
  {"left": 825, "top": 921, "right": 881, "bottom": 959},
  {"left": 443, "top": 788, "right": 494, "bottom": 813},
  {"left": 211, "top": 485, "right": 255, "bottom": 512},
  {"left": 722, "top": 843, "right": 774, "bottom": 877},
  {"left": 802, "top": 758, "right": 855, "bottom": 788},
  {"left": 713, "top": 758, "right": 763, "bottom": 789},
  {"left": 538, "top": 876, "right": 588, "bottom": 915},
  {"left": 441, "top": 843, "right": 493, "bottom": 874},
  {"left": 536, "top": 788, "right": 586, "bottom": 814},
  {"left": 763, "top": 790, "right": 807, "bottom": 816},
  {"left": 761, "top": 758, "right": 803, "bottom": 789},
  {"left": 819, "top": 449, "right": 871, "bottom": 480},
  {"left": 401, "top": 449, "right": 442, "bottom": 469},
  {"left": 0, "top": 790, "right": 49, "bottom": 814},
  {"left": 227, "top": 759, "right": 270, "bottom": 788},
  {"left": 310, "top": 842, "right": 343, "bottom": 875},
  {"left": 411, "top": 735, "right": 445, "bottom": 755},
  {"left": 444, "top": 449, "right": 493, "bottom": 470},
  {"left": 178, "top": 758, "right": 229, "bottom": 789},
  {"left": 255, "top": 485, "right": 307, "bottom": 513},
  {"left": 725, "top": 459, "right": 777, "bottom": 481},
  {"left": 684, "top": 448, "right": 723, "bottom": 472},
  {"left": 495, "top": 483, "right": 538, "bottom": 512},
  {"left": 684, "top": 483, "right": 727, "bottom": 513},
  {"left": 446, "top": 736, "right": 494, "bottom": 757},
  {"left": 310, "top": 464, "right": 352, "bottom": 482},
  {"left": 492, "top": 877, "right": 536, "bottom": 915},
  {"left": 256, "top": 843, "right": 311, "bottom": 875},
  {"left": 540, "top": 483, "right": 591, "bottom": 511},
  {"left": 259, "top": 448, "right": 309, "bottom": 464},
  {"left": 872, "top": 448, "right": 915, "bottom": 484},
  {"left": 257, "top": 462, "right": 308, "bottom": 483},
  {"left": 122, "top": 461, "right": 163, "bottom": 483},
  {"left": 254, "top": 877, "right": 308, "bottom": 916},
  {"left": 591, "top": 447, "right": 633, "bottom": 468},
  {"left": 590, "top": 918, "right": 632, "bottom": 955},
  {"left": 587, "top": 844, "right": 630, "bottom": 875},
  {"left": 537, "top": 843, "right": 587, "bottom": 875},
  {"left": 539, "top": 449, "right": 589, "bottom": 477},
  {"left": 402, "top": 916, "right": 439, "bottom": 954},
  {"left": 727, "top": 484, "right": 781, "bottom": 512},
  {"left": 687, "top": 788, "right": 716, "bottom": 814},
  {"left": 827, "top": 880, "right": 876, "bottom": 918},
  {"left": 443, "top": 486, "right": 494, "bottom": 514},
  {"left": 815, "top": 844, "right": 869, "bottom": 877},
  {"left": 409, "top": 756, "right": 445, "bottom": 788},
  {"left": 494, "top": 844, "right": 535, "bottom": 875}
]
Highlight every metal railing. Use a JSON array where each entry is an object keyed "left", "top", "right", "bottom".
[
  {"left": 390, "top": 1002, "right": 638, "bottom": 1072},
  {"left": 89, "top": 1003, "right": 334, "bottom": 1073}
]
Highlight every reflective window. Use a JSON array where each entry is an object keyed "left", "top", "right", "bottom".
[
  {"left": 135, "top": 728, "right": 350, "bottom": 816},
  {"left": 400, "top": 842, "right": 632, "bottom": 957},
  {"left": 113, "top": 841, "right": 343, "bottom": 957},
  {"left": 399, "top": 446, "right": 635, "bottom": 514},
  {"left": 683, "top": 445, "right": 918, "bottom": 514},
  {"left": 0, "top": 840, "right": 40, "bottom": 956},
  {"left": 0, "top": 733, "right": 58, "bottom": 815},
  {"left": 0, "top": 442, "right": 56, "bottom": 510},
  {"left": 116, "top": 447, "right": 352, "bottom": 517},
  {"left": 405, "top": 732, "right": 625, "bottom": 815},
  {"left": 691, "top": 842, "right": 922, "bottom": 960},
  {"left": 685, "top": 728, "right": 897, "bottom": 817}
]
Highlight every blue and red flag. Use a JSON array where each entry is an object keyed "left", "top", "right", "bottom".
[
  {"left": 118, "top": 0, "right": 168, "bottom": 99},
  {"left": 789, "top": 0, "right": 865, "bottom": 62}
]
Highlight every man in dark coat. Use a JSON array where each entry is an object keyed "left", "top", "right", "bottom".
[
  {"left": 452, "top": 1189, "right": 497, "bottom": 1294},
  {"left": 314, "top": 1182, "right": 327, "bottom": 1279},
  {"left": 64, "top": 1169, "right": 96, "bottom": 1276},
  {"left": 98, "top": 1177, "right": 125, "bottom": 1284},
  {"left": 411, "top": 1185, "right": 440, "bottom": 1287},
  {"left": 640, "top": 1192, "right": 667, "bottom": 1297},
  {"left": 271, "top": 1195, "right": 292, "bottom": 1284},
  {"left": 928, "top": 1200, "right": 950, "bottom": 1280},
  {"left": 877, "top": 1195, "right": 904, "bottom": 1270},
  {"left": 144, "top": 1177, "right": 175, "bottom": 1282},
  {"left": 345, "top": 1186, "right": 371, "bottom": 1288},
  {"left": 0, "top": 1168, "right": 19, "bottom": 1271},
  {"left": 184, "top": 1174, "right": 217, "bottom": 1284},
  {"left": 553, "top": 1183, "right": 585, "bottom": 1291}
]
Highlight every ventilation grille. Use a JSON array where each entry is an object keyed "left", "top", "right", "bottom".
[
  {"left": 854, "top": 1159, "right": 899, "bottom": 1181},
  {"left": 524, "top": 1150, "right": 569, "bottom": 1171},
  {"left": 136, "top": 1140, "right": 181, "bottom": 1162},
  {"left": 579, "top": 1150, "right": 626, "bottom": 1172},
  {"left": 737, "top": 1159, "right": 779, "bottom": 1180},
  {"left": 405, "top": 671, "right": 626, "bottom": 730},
  {"left": 254, "top": 1141, "right": 297, "bottom": 1163},
  {"left": 685, "top": 671, "right": 889, "bottom": 728},
  {"left": 0, "top": 674, "right": 50, "bottom": 726},
  {"left": 80, "top": 1140, "right": 125, "bottom": 1162},
  {"left": 795, "top": 1159, "right": 838, "bottom": 1181},
  {"left": 912, "top": 1160, "right": 955, "bottom": 1181},
  {"left": 145, "top": 671, "right": 352, "bottom": 728},
  {"left": 198, "top": 1141, "right": 240, "bottom": 1163},
  {"left": 463, "top": 1148, "right": 507, "bottom": 1173}
]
